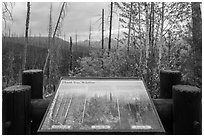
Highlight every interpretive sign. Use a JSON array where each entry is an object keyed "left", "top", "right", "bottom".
[{"left": 38, "top": 78, "right": 165, "bottom": 134}]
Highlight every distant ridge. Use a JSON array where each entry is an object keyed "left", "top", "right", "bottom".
[
  {"left": 2, "top": 36, "right": 69, "bottom": 50},
  {"left": 2, "top": 36, "right": 125, "bottom": 51}
]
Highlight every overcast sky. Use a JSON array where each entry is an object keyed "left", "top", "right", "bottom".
[{"left": 3, "top": 2, "right": 125, "bottom": 41}]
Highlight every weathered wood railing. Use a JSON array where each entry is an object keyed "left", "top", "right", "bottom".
[{"left": 2, "top": 69, "right": 202, "bottom": 135}]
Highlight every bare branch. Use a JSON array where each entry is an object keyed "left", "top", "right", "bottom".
[{"left": 2, "top": 2, "right": 14, "bottom": 22}]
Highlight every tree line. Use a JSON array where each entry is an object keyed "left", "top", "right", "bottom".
[{"left": 77, "top": 2, "right": 202, "bottom": 97}]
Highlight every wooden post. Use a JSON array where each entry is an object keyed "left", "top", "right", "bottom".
[
  {"left": 22, "top": 69, "right": 43, "bottom": 99},
  {"left": 173, "top": 85, "right": 201, "bottom": 135},
  {"left": 3, "top": 85, "right": 31, "bottom": 135},
  {"left": 153, "top": 99, "right": 173, "bottom": 135},
  {"left": 159, "top": 70, "right": 181, "bottom": 98}
]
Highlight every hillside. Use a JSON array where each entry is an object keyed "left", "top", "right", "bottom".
[
  {"left": 77, "top": 37, "right": 120, "bottom": 49},
  {"left": 2, "top": 36, "right": 89, "bottom": 86},
  {"left": 2, "top": 36, "right": 122, "bottom": 51},
  {"left": 2, "top": 36, "right": 69, "bottom": 50}
]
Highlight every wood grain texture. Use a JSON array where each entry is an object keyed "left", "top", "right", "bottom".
[{"left": 3, "top": 85, "right": 31, "bottom": 135}]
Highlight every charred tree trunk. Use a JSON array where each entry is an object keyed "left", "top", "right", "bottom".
[
  {"left": 127, "top": 2, "right": 133, "bottom": 53},
  {"left": 70, "top": 37, "right": 73, "bottom": 72},
  {"left": 102, "top": 9, "right": 104, "bottom": 50},
  {"left": 108, "top": 2, "right": 113, "bottom": 54},
  {"left": 22, "top": 2, "right": 31, "bottom": 71}
]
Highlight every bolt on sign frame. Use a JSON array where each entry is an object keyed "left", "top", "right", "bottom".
[{"left": 38, "top": 77, "right": 165, "bottom": 134}]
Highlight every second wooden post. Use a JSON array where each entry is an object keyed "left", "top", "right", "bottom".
[{"left": 22, "top": 69, "right": 43, "bottom": 99}]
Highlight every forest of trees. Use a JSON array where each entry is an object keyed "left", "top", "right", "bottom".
[{"left": 2, "top": 2, "right": 202, "bottom": 98}]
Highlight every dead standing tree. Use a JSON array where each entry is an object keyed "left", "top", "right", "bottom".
[
  {"left": 108, "top": 2, "right": 113, "bottom": 55},
  {"left": 102, "top": 9, "right": 105, "bottom": 50},
  {"left": 145, "top": 2, "right": 149, "bottom": 71},
  {"left": 158, "top": 2, "right": 164, "bottom": 69},
  {"left": 147, "top": 2, "right": 155, "bottom": 91},
  {"left": 138, "top": 2, "right": 143, "bottom": 75},
  {"left": 69, "top": 37, "right": 73, "bottom": 72},
  {"left": 126, "top": 2, "right": 133, "bottom": 72},
  {"left": 22, "top": 2, "right": 31, "bottom": 71},
  {"left": 43, "top": 2, "right": 67, "bottom": 93},
  {"left": 127, "top": 2, "right": 133, "bottom": 53},
  {"left": 45, "top": 3, "right": 53, "bottom": 92}
]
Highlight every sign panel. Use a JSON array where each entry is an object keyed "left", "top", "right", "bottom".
[{"left": 38, "top": 78, "right": 165, "bottom": 134}]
